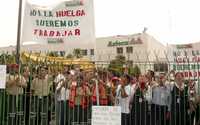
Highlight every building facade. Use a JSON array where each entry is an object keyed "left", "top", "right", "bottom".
[
  {"left": 0, "top": 32, "right": 167, "bottom": 73},
  {"left": 95, "top": 32, "right": 167, "bottom": 73}
]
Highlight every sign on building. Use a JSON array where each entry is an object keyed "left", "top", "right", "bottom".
[
  {"left": 92, "top": 106, "right": 121, "bottom": 125},
  {"left": 107, "top": 37, "right": 143, "bottom": 47},
  {"left": 22, "top": 0, "right": 95, "bottom": 48},
  {"left": 168, "top": 43, "right": 200, "bottom": 79},
  {"left": 0, "top": 65, "right": 6, "bottom": 89}
]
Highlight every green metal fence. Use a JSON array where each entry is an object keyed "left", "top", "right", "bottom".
[{"left": 0, "top": 51, "right": 200, "bottom": 125}]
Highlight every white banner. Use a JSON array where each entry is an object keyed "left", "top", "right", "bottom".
[
  {"left": 0, "top": 65, "right": 6, "bottom": 89},
  {"left": 92, "top": 106, "right": 121, "bottom": 125},
  {"left": 22, "top": 0, "right": 95, "bottom": 48}
]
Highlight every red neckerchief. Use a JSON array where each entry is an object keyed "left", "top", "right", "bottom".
[{"left": 69, "top": 82, "right": 89, "bottom": 109}]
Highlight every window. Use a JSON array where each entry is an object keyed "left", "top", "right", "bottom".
[
  {"left": 82, "top": 49, "right": 87, "bottom": 56},
  {"left": 60, "top": 51, "right": 65, "bottom": 57},
  {"left": 154, "top": 63, "right": 168, "bottom": 72},
  {"left": 126, "top": 46, "right": 133, "bottom": 53},
  {"left": 90, "top": 49, "right": 94, "bottom": 55},
  {"left": 117, "top": 47, "right": 123, "bottom": 54}
]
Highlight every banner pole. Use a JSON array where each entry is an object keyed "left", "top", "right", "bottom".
[{"left": 16, "top": 0, "right": 23, "bottom": 64}]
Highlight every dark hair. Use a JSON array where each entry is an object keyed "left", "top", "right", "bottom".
[
  {"left": 148, "top": 70, "right": 155, "bottom": 78},
  {"left": 175, "top": 72, "right": 184, "bottom": 78},
  {"left": 122, "top": 74, "right": 131, "bottom": 83},
  {"left": 36, "top": 66, "right": 47, "bottom": 74}
]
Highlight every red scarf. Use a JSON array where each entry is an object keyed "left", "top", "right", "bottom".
[
  {"left": 92, "top": 82, "right": 108, "bottom": 105},
  {"left": 140, "top": 82, "right": 146, "bottom": 91},
  {"left": 69, "top": 82, "right": 89, "bottom": 109}
]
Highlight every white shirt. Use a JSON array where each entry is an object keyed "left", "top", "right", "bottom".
[
  {"left": 54, "top": 74, "right": 65, "bottom": 83},
  {"left": 55, "top": 74, "right": 69, "bottom": 101},
  {"left": 116, "top": 84, "right": 133, "bottom": 114},
  {"left": 144, "top": 85, "right": 153, "bottom": 103}
]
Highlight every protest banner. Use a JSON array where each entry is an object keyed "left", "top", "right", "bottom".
[
  {"left": 92, "top": 106, "right": 121, "bottom": 125},
  {"left": 22, "top": 0, "right": 95, "bottom": 49}
]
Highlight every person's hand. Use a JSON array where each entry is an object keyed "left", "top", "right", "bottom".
[{"left": 15, "top": 76, "right": 20, "bottom": 82}]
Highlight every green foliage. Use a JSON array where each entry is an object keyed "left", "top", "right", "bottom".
[
  {"left": 129, "top": 65, "right": 141, "bottom": 77},
  {"left": 108, "top": 55, "right": 141, "bottom": 76},
  {"left": 73, "top": 48, "right": 82, "bottom": 58},
  {"left": 0, "top": 53, "right": 15, "bottom": 64},
  {"left": 108, "top": 55, "right": 126, "bottom": 75}
]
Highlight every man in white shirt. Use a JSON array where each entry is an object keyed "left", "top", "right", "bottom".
[
  {"left": 54, "top": 66, "right": 70, "bottom": 125},
  {"left": 116, "top": 75, "right": 133, "bottom": 125}
]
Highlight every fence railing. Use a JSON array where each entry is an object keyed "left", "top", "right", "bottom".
[{"left": 0, "top": 51, "right": 200, "bottom": 125}]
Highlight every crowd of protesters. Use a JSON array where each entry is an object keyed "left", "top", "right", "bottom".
[{"left": 2, "top": 63, "right": 200, "bottom": 125}]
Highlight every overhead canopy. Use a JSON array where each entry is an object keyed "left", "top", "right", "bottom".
[{"left": 21, "top": 52, "right": 95, "bottom": 70}]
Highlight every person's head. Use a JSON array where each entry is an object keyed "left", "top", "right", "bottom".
[
  {"left": 131, "top": 77, "right": 137, "bottom": 84},
  {"left": 158, "top": 73, "right": 166, "bottom": 85},
  {"left": 169, "top": 70, "right": 175, "bottom": 81},
  {"left": 138, "top": 74, "right": 146, "bottom": 90},
  {"left": 74, "top": 65, "right": 80, "bottom": 73},
  {"left": 138, "top": 74, "right": 146, "bottom": 83},
  {"left": 175, "top": 72, "right": 184, "bottom": 84},
  {"left": 170, "top": 70, "right": 175, "bottom": 75},
  {"left": 38, "top": 66, "right": 47, "bottom": 79},
  {"left": 111, "top": 77, "right": 120, "bottom": 86},
  {"left": 188, "top": 80, "right": 194, "bottom": 87},
  {"left": 22, "top": 66, "right": 30, "bottom": 78},
  {"left": 9, "top": 64, "right": 19, "bottom": 74},
  {"left": 147, "top": 70, "right": 155, "bottom": 81},
  {"left": 77, "top": 75, "right": 83, "bottom": 87},
  {"left": 120, "top": 75, "right": 131, "bottom": 85},
  {"left": 71, "top": 73, "right": 76, "bottom": 81},
  {"left": 63, "top": 65, "right": 69, "bottom": 73},
  {"left": 62, "top": 66, "right": 70, "bottom": 76}
]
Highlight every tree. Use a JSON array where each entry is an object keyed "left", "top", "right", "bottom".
[
  {"left": 108, "top": 55, "right": 141, "bottom": 77},
  {"left": 108, "top": 55, "right": 126, "bottom": 75},
  {"left": 73, "top": 48, "right": 82, "bottom": 58},
  {"left": 130, "top": 65, "right": 141, "bottom": 78}
]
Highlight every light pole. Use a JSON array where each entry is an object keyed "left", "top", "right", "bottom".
[{"left": 16, "top": 0, "right": 23, "bottom": 64}]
